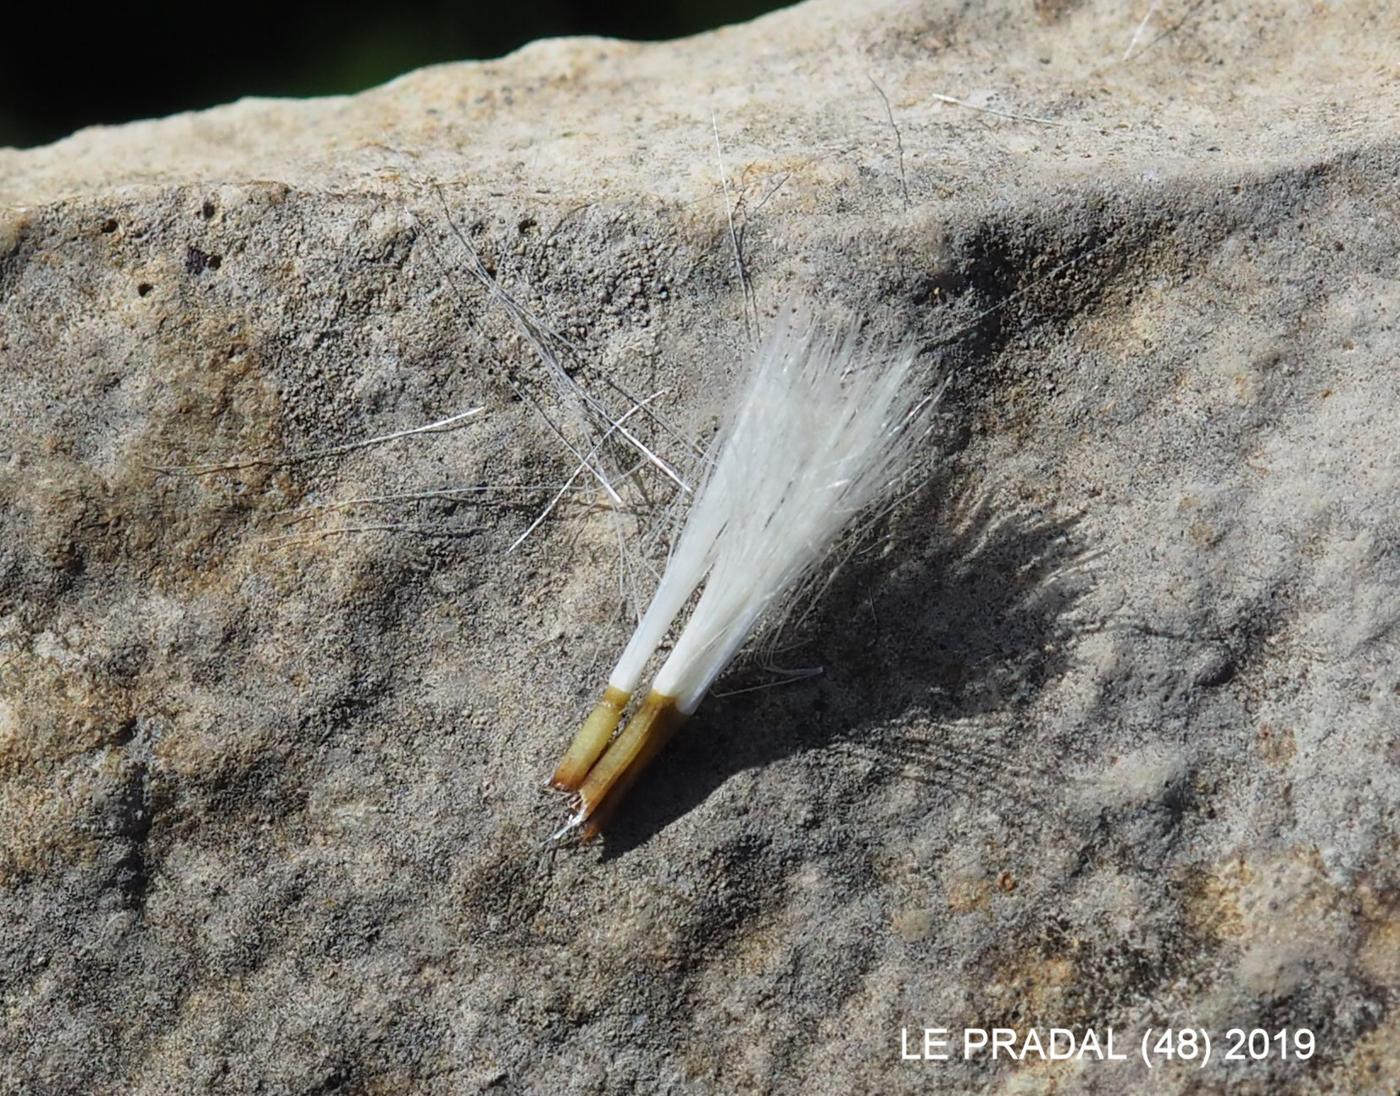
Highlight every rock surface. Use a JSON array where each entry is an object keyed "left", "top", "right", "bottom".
[{"left": 2, "top": 1, "right": 1398, "bottom": 1093}]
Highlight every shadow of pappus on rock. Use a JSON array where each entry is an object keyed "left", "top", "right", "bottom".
[{"left": 598, "top": 475, "right": 1098, "bottom": 856}]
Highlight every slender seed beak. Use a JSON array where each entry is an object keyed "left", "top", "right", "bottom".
[
  {"left": 574, "top": 690, "right": 687, "bottom": 840},
  {"left": 550, "top": 684, "right": 632, "bottom": 791}
]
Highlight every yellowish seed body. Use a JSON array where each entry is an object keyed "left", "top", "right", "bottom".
[{"left": 551, "top": 684, "right": 631, "bottom": 791}]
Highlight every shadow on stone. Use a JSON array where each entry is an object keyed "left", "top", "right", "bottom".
[{"left": 600, "top": 473, "right": 1096, "bottom": 857}]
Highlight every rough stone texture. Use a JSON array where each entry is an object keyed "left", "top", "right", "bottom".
[{"left": 2, "top": 1, "right": 1398, "bottom": 1093}]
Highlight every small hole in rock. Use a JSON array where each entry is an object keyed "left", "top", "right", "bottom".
[
  {"left": 100, "top": 219, "right": 118, "bottom": 234},
  {"left": 137, "top": 283, "right": 153, "bottom": 297},
  {"left": 201, "top": 200, "right": 216, "bottom": 219}
]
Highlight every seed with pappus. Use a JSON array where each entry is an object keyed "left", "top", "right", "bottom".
[{"left": 550, "top": 306, "right": 941, "bottom": 841}]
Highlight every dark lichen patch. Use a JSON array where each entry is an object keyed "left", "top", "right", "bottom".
[
  {"left": 184, "top": 246, "right": 222, "bottom": 275},
  {"left": 107, "top": 761, "right": 154, "bottom": 910}
]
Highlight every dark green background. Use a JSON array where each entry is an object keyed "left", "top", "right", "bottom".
[{"left": 1, "top": 2, "right": 791, "bottom": 149}]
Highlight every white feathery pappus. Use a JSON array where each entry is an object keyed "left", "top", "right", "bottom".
[{"left": 550, "top": 305, "right": 942, "bottom": 841}]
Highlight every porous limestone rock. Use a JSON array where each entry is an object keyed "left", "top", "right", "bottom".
[{"left": 1, "top": 1, "right": 1397, "bottom": 1092}]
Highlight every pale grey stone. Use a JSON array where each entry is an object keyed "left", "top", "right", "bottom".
[{"left": 2, "top": 1, "right": 1397, "bottom": 1093}]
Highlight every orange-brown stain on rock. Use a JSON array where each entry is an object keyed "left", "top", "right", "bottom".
[
  {"left": 1255, "top": 722, "right": 1297, "bottom": 765},
  {"left": 946, "top": 875, "right": 994, "bottom": 915},
  {"left": 0, "top": 305, "right": 341, "bottom": 884},
  {"left": 1356, "top": 878, "right": 1400, "bottom": 991}
]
